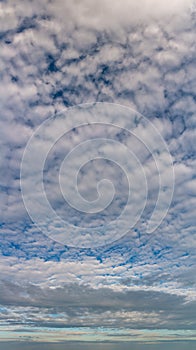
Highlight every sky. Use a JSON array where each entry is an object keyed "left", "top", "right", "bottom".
[{"left": 0, "top": 0, "right": 196, "bottom": 349}]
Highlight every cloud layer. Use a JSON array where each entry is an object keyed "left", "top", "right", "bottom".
[{"left": 0, "top": 0, "right": 196, "bottom": 345}]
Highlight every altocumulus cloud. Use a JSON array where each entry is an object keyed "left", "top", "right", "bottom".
[{"left": 0, "top": 0, "right": 196, "bottom": 347}]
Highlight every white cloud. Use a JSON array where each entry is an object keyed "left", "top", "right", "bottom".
[{"left": 0, "top": 0, "right": 195, "bottom": 340}]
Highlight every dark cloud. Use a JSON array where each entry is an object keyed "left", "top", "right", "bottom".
[{"left": 0, "top": 280, "right": 196, "bottom": 330}]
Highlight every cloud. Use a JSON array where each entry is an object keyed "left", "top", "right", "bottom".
[
  {"left": 45, "top": 0, "right": 194, "bottom": 33},
  {"left": 0, "top": 270, "right": 196, "bottom": 331},
  {"left": 0, "top": 0, "right": 195, "bottom": 344}
]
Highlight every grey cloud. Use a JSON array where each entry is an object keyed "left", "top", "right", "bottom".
[{"left": 0, "top": 279, "right": 196, "bottom": 330}]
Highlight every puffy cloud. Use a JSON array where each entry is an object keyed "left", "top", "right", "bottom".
[{"left": 0, "top": 0, "right": 196, "bottom": 345}]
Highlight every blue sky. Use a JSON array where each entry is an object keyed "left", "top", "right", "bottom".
[{"left": 0, "top": 0, "right": 196, "bottom": 349}]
